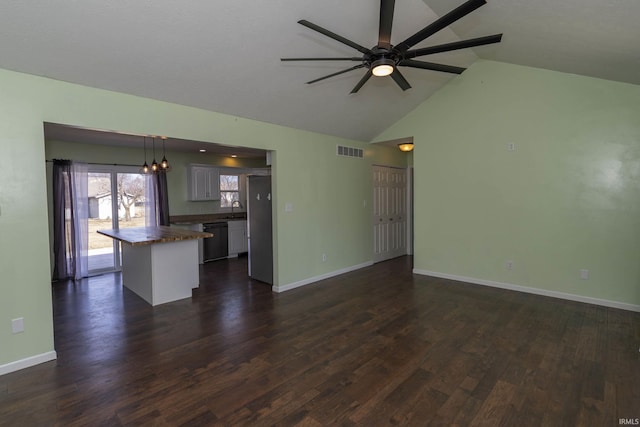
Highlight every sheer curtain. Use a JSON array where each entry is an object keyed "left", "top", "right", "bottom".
[
  {"left": 145, "top": 172, "right": 170, "bottom": 227},
  {"left": 52, "top": 160, "right": 89, "bottom": 281}
]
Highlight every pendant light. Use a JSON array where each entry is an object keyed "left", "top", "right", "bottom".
[
  {"left": 141, "top": 136, "right": 150, "bottom": 173},
  {"left": 160, "top": 136, "right": 170, "bottom": 171},
  {"left": 151, "top": 137, "right": 159, "bottom": 172}
]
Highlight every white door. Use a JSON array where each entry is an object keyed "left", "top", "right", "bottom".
[{"left": 373, "top": 165, "right": 408, "bottom": 263}]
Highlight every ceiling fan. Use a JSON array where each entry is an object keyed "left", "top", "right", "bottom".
[{"left": 281, "top": 0, "right": 502, "bottom": 93}]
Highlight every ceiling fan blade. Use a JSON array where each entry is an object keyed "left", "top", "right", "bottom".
[
  {"left": 395, "top": 0, "right": 486, "bottom": 53},
  {"left": 350, "top": 70, "right": 373, "bottom": 94},
  {"left": 307, "top": 64, "right": 366, "bottom": 84},
  {"left": 378, "top": 0, "right": 395, "bottom": 50},
  {"left": 404, "top": 34, "right": 502, "bottom": 59},
  {"left": 390, "top": 68, "right": 411, "bottom": 91},
  {"left": 399, "top": 59, "right": 465, "bottom": 74},
  {"left": 298, "top": 20, "right": 370, "bottom": 54},
  {"left": 281, "top": 57, "right": 363, "bottom": 61}
]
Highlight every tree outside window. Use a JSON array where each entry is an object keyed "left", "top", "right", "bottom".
[
  {"left": 89, "top": 173, "right": 145, "bottom": 222},
  {"left": 220, "top": 175, "right": 240, "bottom": 208},
  {"left": 117, "top": 174, "right": 145, "bottom": 221}
]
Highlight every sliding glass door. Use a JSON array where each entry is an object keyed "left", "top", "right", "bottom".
[
  {"left": 87, "top": 171, "right": 114, "bottom": 272},
  {"left": 87, "top": 168, "right": 148, "bottom": 275}
]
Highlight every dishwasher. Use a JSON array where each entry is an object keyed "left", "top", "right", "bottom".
[{"left": 202, "top": 222, "right": 228, "bottom": 262}]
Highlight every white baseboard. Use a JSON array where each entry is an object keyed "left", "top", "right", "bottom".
[
  {"left": 413, "top": 269, "right": 640, "bottom": 313},
  {"left": 274, "top": 261, "right": 374, "bottom": 293},
  {"left": 0, "top": 351, "right": 57, "bottom": 376}
]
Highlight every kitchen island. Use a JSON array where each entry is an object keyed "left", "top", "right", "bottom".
[{"left": 97, "top": 226, "right": 212, "bottom": 306}]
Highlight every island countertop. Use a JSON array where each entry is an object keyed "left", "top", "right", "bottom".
[{"left": 97, "top": 226, "right": 213, "bottom": 246}]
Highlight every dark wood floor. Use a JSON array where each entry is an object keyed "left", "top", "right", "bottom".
[{"left": 1, "top": 256, "right": 638, "bottom": 426}]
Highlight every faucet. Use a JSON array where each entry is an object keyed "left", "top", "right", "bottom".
[{"left": 231, "top": 200, "right": 242, "bottom": 216}]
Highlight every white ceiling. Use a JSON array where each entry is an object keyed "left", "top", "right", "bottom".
[{"left": 2, "top": 0, "right": 639, "bottom": 143}]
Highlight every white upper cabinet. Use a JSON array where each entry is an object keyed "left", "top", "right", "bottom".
[{"left": 187, "top": 165, "right": 219, "bottom": 201}]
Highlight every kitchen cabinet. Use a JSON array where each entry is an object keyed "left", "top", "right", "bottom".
[
  {"left": 187, "top": 165, "right": 219, "bottom": 201},
  {"left": 228, "top": 220, "right": 248, "bottom": 256}
]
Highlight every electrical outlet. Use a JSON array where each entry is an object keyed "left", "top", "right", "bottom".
[
  {"left": 505, "top": 260, "right": 513, "bottom": 271},
  {"left": 322, "top": 254, "right": 327, "bottom": 262},
  {"left": 580, "top": 269, "right": 589, "bottom": 280},
  {"left": 507, "top": 143, "right": 516, "bottom": 151},
  {"left": 11, "top": 317, "right": 24, "bottom": 334}
]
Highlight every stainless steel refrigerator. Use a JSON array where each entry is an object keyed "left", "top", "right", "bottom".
[{"left": 247, "top": 175, "right": 273, "bottom": 285}]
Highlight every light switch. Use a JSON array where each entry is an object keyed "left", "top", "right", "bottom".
[{"left": 285, "top": 203, "right": 293, "bottom": 212}]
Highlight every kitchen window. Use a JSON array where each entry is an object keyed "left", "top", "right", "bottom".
[{"left": 220, "top": 174, "right": 240, "bottom": 208}]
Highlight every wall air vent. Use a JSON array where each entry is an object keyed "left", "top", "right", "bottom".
[{"left": 336, "top": 145, "right": 363, "bottom": 159}]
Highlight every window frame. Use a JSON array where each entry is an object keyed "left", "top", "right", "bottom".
[{"left": 219, "top": 173, "right": 241, "bottom": 209}]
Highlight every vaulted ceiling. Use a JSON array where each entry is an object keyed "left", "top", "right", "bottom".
[{"left": 2, "top": 0, "right": 639, "bottom": 142}]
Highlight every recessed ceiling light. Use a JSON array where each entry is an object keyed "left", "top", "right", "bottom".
[
  {"left": 199, "top": 149, "right": 206, "bottom": 153},
  {"left": 231, "top": 154, "right": 237, "bottom": 158}
]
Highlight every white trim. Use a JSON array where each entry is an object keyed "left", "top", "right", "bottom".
[
  {"left": 413, "top": 269, "right": 640, "bottom": 313},
  {"left": 0, "top": 351, "right": 57, "bottom": 376},
  {"left": 406, "top": 166, "right": 413, "bottom": 256},
  {"left": 273, "top": 261, "right": 374, "bottom": 293}
]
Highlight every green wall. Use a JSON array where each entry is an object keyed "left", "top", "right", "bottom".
[
  {"left": 376, "top": 60, "right": 640, "bottom": 308},
  {"left": 0, "top": 68, "right": 406, "bottom": 369}
]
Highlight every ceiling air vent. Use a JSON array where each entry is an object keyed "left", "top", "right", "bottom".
[{"left": 336, "top": 145, "right": 363, "bottom": 159}]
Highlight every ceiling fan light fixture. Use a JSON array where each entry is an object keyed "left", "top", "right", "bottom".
[
  {"left": 398, "top": 142, "right": 414, "bottom": 152},
  {"left": 371, "top": 58, "right": 395, "bottom": 77},
  {"left": 284, "top": 0, "right": 501, "bottom": 93}
]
